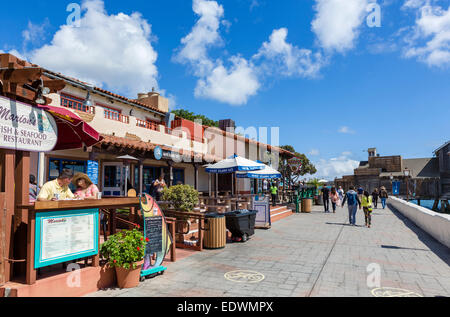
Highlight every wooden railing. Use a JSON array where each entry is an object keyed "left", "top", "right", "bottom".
[
  {"left": 104, "top": 109, "right": 129, "bottom": 124},
  {"left": 136, "top": 119, "right": 159, "bottom": 131}
]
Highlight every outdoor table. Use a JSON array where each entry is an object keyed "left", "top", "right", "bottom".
[{"left": 17, "top": 198, "right": 140, "bottom": 285}]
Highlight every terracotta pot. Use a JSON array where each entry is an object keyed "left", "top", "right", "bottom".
[{"left": 115, "top": 260, "right": 144, "bottom": 289}]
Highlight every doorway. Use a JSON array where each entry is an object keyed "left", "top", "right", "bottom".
[{"left": 102, "top": 162, "right": 124, "bottom": 196}]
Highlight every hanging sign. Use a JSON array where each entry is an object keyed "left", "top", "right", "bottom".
[
  {"left": 288, "top": 157, "right": 303, "bottom": 173},
  {"left": 87, "top": 160, "right": 99, "bottom": 185},
  {"left": 0, "top": 96, "right": 58, "bottom": 152}
]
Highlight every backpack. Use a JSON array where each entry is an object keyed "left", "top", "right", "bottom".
[{"left": 347, "top": 192, "right": 357, "bottom": 205}]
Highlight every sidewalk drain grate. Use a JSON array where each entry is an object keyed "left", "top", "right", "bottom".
[
  {"left": 371, "top": 287, "right": 423, "bottom": 297},
  {"left": 224, "top": 270, "right": 265, "bottom": 284}
]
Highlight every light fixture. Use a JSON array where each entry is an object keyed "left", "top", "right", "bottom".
[
  {"left": 403, "top": 169, "right": 410, "bottom": 177},
  {"left": 83, "top": 84, "right": 94, "bottom": 108},
  {"left": 30, "top": 78, "right": 48, "bottom": 105}
]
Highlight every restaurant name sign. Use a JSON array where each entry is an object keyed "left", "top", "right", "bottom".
[
  {"left": 0, "top": 96, "right": 58, "bottom": 152},
  {"left": 288, "top": 157, "right": 303, "bottom": 173}
]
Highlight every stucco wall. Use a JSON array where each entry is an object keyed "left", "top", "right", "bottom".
[{"left": 388, "top": 197, "right": 450, "bottom": 249}]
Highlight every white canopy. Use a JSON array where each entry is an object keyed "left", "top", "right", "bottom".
[
  {"left": 237, "top": 164, "right": 281, "bottom": 179},
  {"left": 205, "top": 154, "right": 265, "bottom": 174}
]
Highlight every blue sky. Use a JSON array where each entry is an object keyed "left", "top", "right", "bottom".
[{"left": 2, "top": 0, "right": 449, "bottom": 179}]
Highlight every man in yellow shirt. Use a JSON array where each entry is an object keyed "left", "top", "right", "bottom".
[{"left": 37, "top": 169, "right": 75, "bottom": 201}]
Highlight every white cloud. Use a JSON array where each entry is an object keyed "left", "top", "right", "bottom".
[
  {"left": 174, "top": 0, "right": 224, "bottom": 77},
  {"left": 338, "top": 126, "right": 355, "bottom": 134},
  {"left": 28, "top": 0, "right": 159, "bottom": 98},
  {"left": 254, "top": 28, "right": 326, "bottom": 78},
  {"left": 312, "top": 0, "right": 369, "bottom": 53},
  {"left": 309, "top": 149, "right": 320, "bottom": 156},
  {"left": 22, "top": 19, "right": 50, "bottom": 50},
  {"left": 195, "top": 56, "right": 260, "bottom": 105},
  {"left": 402, "top": 2, "right": 450, "bottom": 67},
  {"left": 174, "top": 0, "right": 259, "bottom": 105},
  {"left": 314, "top": 153, "right": 360, "bottom": 179}
]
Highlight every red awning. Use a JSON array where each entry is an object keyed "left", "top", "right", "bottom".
[{"left": 38, "top": 105, "right": 103, "bottom": 151}]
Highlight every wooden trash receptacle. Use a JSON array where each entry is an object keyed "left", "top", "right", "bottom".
[
  {"left": 203, "top": 213, "right": 227, "bottom": 249},
  {"left": 301, "top": 198, "right": 313, "bottom": 213}
]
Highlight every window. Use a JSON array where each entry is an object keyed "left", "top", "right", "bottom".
[
  {"left": 136, "top": 118, "right": 160, "bottom": 131},
  {"left": 60, "top": 93, "right": 94, "bottom": 113},
  {"left": 48, "top": 158, "right": 87, "bottom": 191},
  {"left": 134, "top": 166, "right": 162, "bottom": 193},
  {"left": 103, "top": 106, "right": 129, "bottom": 123}
]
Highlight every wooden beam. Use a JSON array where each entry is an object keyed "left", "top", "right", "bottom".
[{"left": 0, "top": 68, "right": 43, "bottom": 84}]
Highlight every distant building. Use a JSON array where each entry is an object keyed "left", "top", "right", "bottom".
[
  {"left": 335, "top": 148, "right": 440, "bottom": 198},
  {"left": 434, "top": 141, "right": 450, "bottom": 199}
]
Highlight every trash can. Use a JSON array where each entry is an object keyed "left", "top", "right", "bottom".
[
  {"left": 302, "top": 198, "right": 312, "bottom": 213},
  {"left": 225, "top": 210, "right": 258, "bottom": 242},
  {"left": 203, "top": 213, "right": 227, "bottom": 249}
]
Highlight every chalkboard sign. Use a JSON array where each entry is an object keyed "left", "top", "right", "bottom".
[
  {"left": 144, "top": 216, "right": 163, "bottom": 255},
  {"left": 87, "top": 160, "right": 99, "bottom": 185}
]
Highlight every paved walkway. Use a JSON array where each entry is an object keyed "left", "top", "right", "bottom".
[{"left": 89, "top": 202, "right": 450, "bottom": 297}]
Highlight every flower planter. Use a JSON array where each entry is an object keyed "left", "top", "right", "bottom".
[{"left": 115, "top": 260, "right": 145, "bottom": 289}]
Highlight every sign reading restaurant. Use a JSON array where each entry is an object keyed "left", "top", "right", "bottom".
[{"left": 0, "top": 96, "right": 58, "bottom": 152}]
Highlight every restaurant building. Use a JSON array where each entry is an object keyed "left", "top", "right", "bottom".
[{"left": 4, "top": 53, "right": 293, "bottom": 198}]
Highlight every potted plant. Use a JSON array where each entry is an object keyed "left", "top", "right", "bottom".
[
  {"left": 162, "top": 185, "right": 199, "bottom": 243},
  {"left": 100, "top": 228, "right": 147, "bottom": 289}
]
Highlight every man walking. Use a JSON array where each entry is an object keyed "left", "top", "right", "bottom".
[
  {"left": 342, "top": 186, "right": 361, "bottom": 226},
  {"left": 321, "top": 186, "right": 330, "bottom": 213}
]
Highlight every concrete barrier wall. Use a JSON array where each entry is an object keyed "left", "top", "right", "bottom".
[{"left": 388, "top": 197, "right": 450, "bottom": 249}]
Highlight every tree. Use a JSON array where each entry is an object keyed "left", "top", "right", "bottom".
[
  {"left": 279, "top": 145, "right": 317, "bottom": 187},
  {"left": 171, "top": 109, "right": 219, "bottom": 128}
]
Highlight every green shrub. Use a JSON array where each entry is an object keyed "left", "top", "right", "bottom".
[
  {"left": 162, "top": 184, "right": 199, "bottom": 212},
  {"left": 100, "top": 229, "right": 147, "bottom": 269}
]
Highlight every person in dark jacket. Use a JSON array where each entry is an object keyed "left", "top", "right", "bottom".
[
  {"left": 372, "top": 188, "right": 379, "bottom": 209},
  {"left": 321, "top": 186, "right": 330, "bottom": 213}
]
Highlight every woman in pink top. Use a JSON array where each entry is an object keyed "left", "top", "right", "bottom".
[
  {"left": 73, "top": 173, "right": 100, "bottom": 200},
  {"left": 330, "top": 187, "right": 340, "bottom": 213}
]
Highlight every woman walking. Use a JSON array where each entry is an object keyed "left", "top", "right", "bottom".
[
  {"left": 379, "top": 186, "right": 389, "bottom": 209},
  {"left": 361, "top": 191, "right": 373, "bottom": 228},
  {"left": 337, "top": 186, "right": 345, "bottom": 202},
  {"left": 330, "top": 187, "right": 340, "bottom": 213}
]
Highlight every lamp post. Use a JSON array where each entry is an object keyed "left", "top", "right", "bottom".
[
  {"left": 390, "top": 174, "right": 394, "bottom": 195},
  {"left": 403, "top": 168, "right": 411, "bottom": 201}
]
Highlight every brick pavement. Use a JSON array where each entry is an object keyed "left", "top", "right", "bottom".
[{"left": 88, "top": 201, "right": 450, "bottom": 297}]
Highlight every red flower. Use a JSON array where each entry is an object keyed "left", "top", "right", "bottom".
[
  {"left": 136, "top": 224, "right": 140, "bottom": 229},
  {"left": 137, "top": 247, "right": 140, "bottom": 251},
  {"left": 113, "top": 260, "right": 117, "bottom": 264},
  {"left": 146, "top": 238, "right": 150, "bottom": 242},
  {"left": 141, "top": 238, "right": 144, "bottom": 241}
]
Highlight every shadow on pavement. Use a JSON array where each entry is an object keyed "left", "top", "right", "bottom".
[
  {"left": 387, "top": 203, "right": 450, "bottom": 265},
  {"left": 381, "top": 245, "right": 429, "bottom": 252}
]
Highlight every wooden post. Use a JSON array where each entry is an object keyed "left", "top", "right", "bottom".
[
  {"left": 139, "top": 162, "right": 143, "bottom": 196},
  {"left": 14, "top": 151, "right": 30, "bottom": 277},
  {"left": 92, "top": 211, "right": 100, "bottom": 267},
  {"left": 198, "top": 217, "right": 204, "bottom": 252},
  {"left": 3, "top": 150, "right": 15, "bottom": 282},
  {"left": 0, "top": 193, "right": 6, "bottom": 286},
  {"left": 194, "top": 164, "right": 199, "bottom": 191},
  {"left": 26, "top": 210, "right": 36, "bottom": 285}
]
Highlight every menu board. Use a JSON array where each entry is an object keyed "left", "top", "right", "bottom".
[
  {"left": 35, "top": 209, "right": 99, "bottom": 268},
  {"left": 144, "top": 216, "right": 163, "bottom": 255}
]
